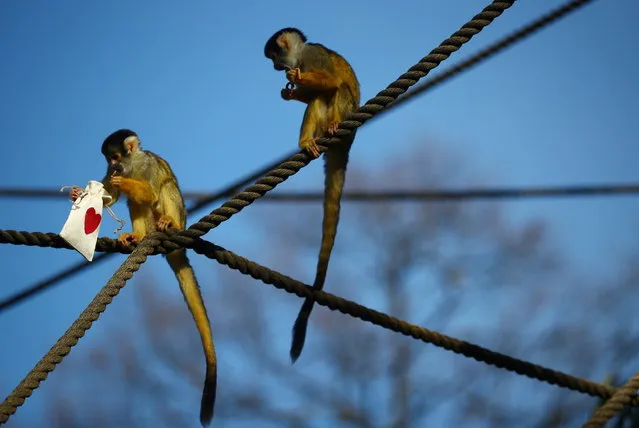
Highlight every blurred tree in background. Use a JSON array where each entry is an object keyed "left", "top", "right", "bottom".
[{"left": 26, "top": 140, "right": 639, "bottom": 428}]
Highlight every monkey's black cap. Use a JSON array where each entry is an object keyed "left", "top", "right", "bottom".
[
  {"left": 264, "top": 27, "right": 307, "bottom": 57},
  {"left": 101, "top": 129, "right": 138, "bottom": 156}
]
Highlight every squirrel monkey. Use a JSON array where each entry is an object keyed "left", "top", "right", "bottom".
[
  {"left": 264, "top": 28, "right": 360, "bottom": 362},
  {"left": 70, "top": 129, "right": 217, "bottom": 426}
]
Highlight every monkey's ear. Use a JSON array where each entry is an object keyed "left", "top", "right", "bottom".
[
  {"left": 277, "top": 33, "right": 290, "bottom": 51},
  {"left": 123, "top": 135, "right": 140, "bottom": 154}
]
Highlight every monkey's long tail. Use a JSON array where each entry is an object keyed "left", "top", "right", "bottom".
[
  {"left": 166, "top": 249, "right": 217, "bottom": 427},
  {"left": 290, "top": 147, "right": 349, "bottom": 363}
]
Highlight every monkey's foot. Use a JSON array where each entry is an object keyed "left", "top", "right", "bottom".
[
  {"left": 156, "top": 215, "right": 176, "bottom": 232},
  {"left": 326, "top": 122, "right": 340, "bottom": 136},
  {"left": 118, "top": 233, "right": 141, "bottom": 247},
  {"left": 299, "top": 138, "right": 321, "bottom": 158}
]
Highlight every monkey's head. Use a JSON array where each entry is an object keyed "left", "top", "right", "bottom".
[
  {"left": 101, "top": 129, "right": 141, "bottom": 176},
  {"left": 264, "top": 27, "right": 307, "bottom": 71}
]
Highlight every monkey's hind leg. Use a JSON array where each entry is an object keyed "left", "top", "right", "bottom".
[
  {"left": 118, "top": 204, "right": 148, "bottom": 246},
  {"left": 298, "top": 102, "right": 323, "bottom": 158}
]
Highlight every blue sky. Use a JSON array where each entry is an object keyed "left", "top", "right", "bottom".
[{"left": 1, "top": 0, "right": 638, "bottom": 426}]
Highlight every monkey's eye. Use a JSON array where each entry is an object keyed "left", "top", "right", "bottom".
[{"left": 110, "top": 153, "right": 121, "bottom": 162}]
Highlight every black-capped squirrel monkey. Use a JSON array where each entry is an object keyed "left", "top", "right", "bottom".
[
  {"left": 70, "top": 129, "right": 217, "bottom": 426},
  {"left": 264, "top": 28, "right": 361, "bottom": 363}
]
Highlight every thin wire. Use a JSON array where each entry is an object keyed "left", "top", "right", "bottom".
[
  {"left": 2, "top": 182, "right": 639, "bottom": 203},
  {"left": 13, "top": 178, "right": 631, "bottom": 313}
]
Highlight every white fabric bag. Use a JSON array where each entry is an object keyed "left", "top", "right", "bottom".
[{"left": 60, "top": 180, "right": 117, "bottom": 262}]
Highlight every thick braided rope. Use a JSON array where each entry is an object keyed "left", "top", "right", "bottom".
[
  {"left": 584, "top": 371, "right": 639, "bottom": 427},
  {"left": 377, "top": 0, "right": 597, "bottom": 119},
  {"left": 177, "top": 237, "right": 627, "bottom": 404},
  {"left": 0, "top": 234, "right": 161, "bottom": 424},
  {"left": 0, "top": 230, "right": 164, "bottom": 254},
  {"left": 3, "top": 229, "right": 626, "bottom": 404},
  {"left": 0, "top": 228, "right": 634, "bottom": 405},
  {"left": 180, "top": 0, "right": 516, "bottom": 240}
]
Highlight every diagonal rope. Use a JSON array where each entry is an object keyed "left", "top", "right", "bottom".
[
  {"left": 583, "top": 370, "right": 639, "bottom": 427},
  {"left": 0, "top": 2, "right": 517, "bottom": 423},
  {"left": 0, "top": 233, "right": 161, "bottom": 424}
]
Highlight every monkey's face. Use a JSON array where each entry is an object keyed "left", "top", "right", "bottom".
[
  {"left": 268, "top": 52, "right": 296, "bottom": 71},
  {"left": 272, "top": 60, "right": 287, "bottom": 71},
  {"left": 264, "top": 28, "right": 306, "bottom": 71},
  {"left": 265, "top": 44, "right": 297, "bottom": 71},
  {"left": 101, "top": 129, "right": 139, "bottom": 176},
  {"left": 103, "top": 147, "right": 128, "bottom": 176}
]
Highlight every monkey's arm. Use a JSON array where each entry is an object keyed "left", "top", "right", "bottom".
[
  {"left": 111, "top": 176, "right": 156, "bottom": 206},
  {"left": 281, "top": 87, "right": 314, "bottom": 104},
  {"left": 101, "top": 176, "right": 120, "bottom": 208},
  {"left": 287, "top": 69, "right": 341, "bottom": 92}
]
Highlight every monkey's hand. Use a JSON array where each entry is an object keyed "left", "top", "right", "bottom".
[
  {"left": 285, "top": 68, "right": 302, "bottom": 85},
  {"left": 110, "top": 175, "right": 123, "bottom": 189},
  {"left": 299, "top": 138, "right": 321, "bottom": 158},
  {"left": 156, "top": 215, "right": 179, "bottom": 232},
  {"left": 118, "top": 232, "right": 141, "bottom": 247},
  {"left": 281, "top": 87, "right": 295, "bottom": 101},
  {"left": 69, "top": 186, "right": 83, "bottom": 201}
]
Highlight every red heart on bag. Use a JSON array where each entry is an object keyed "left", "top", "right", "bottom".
[{"left": 84, "top": 207, "right": 102, "bottom": 235}]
